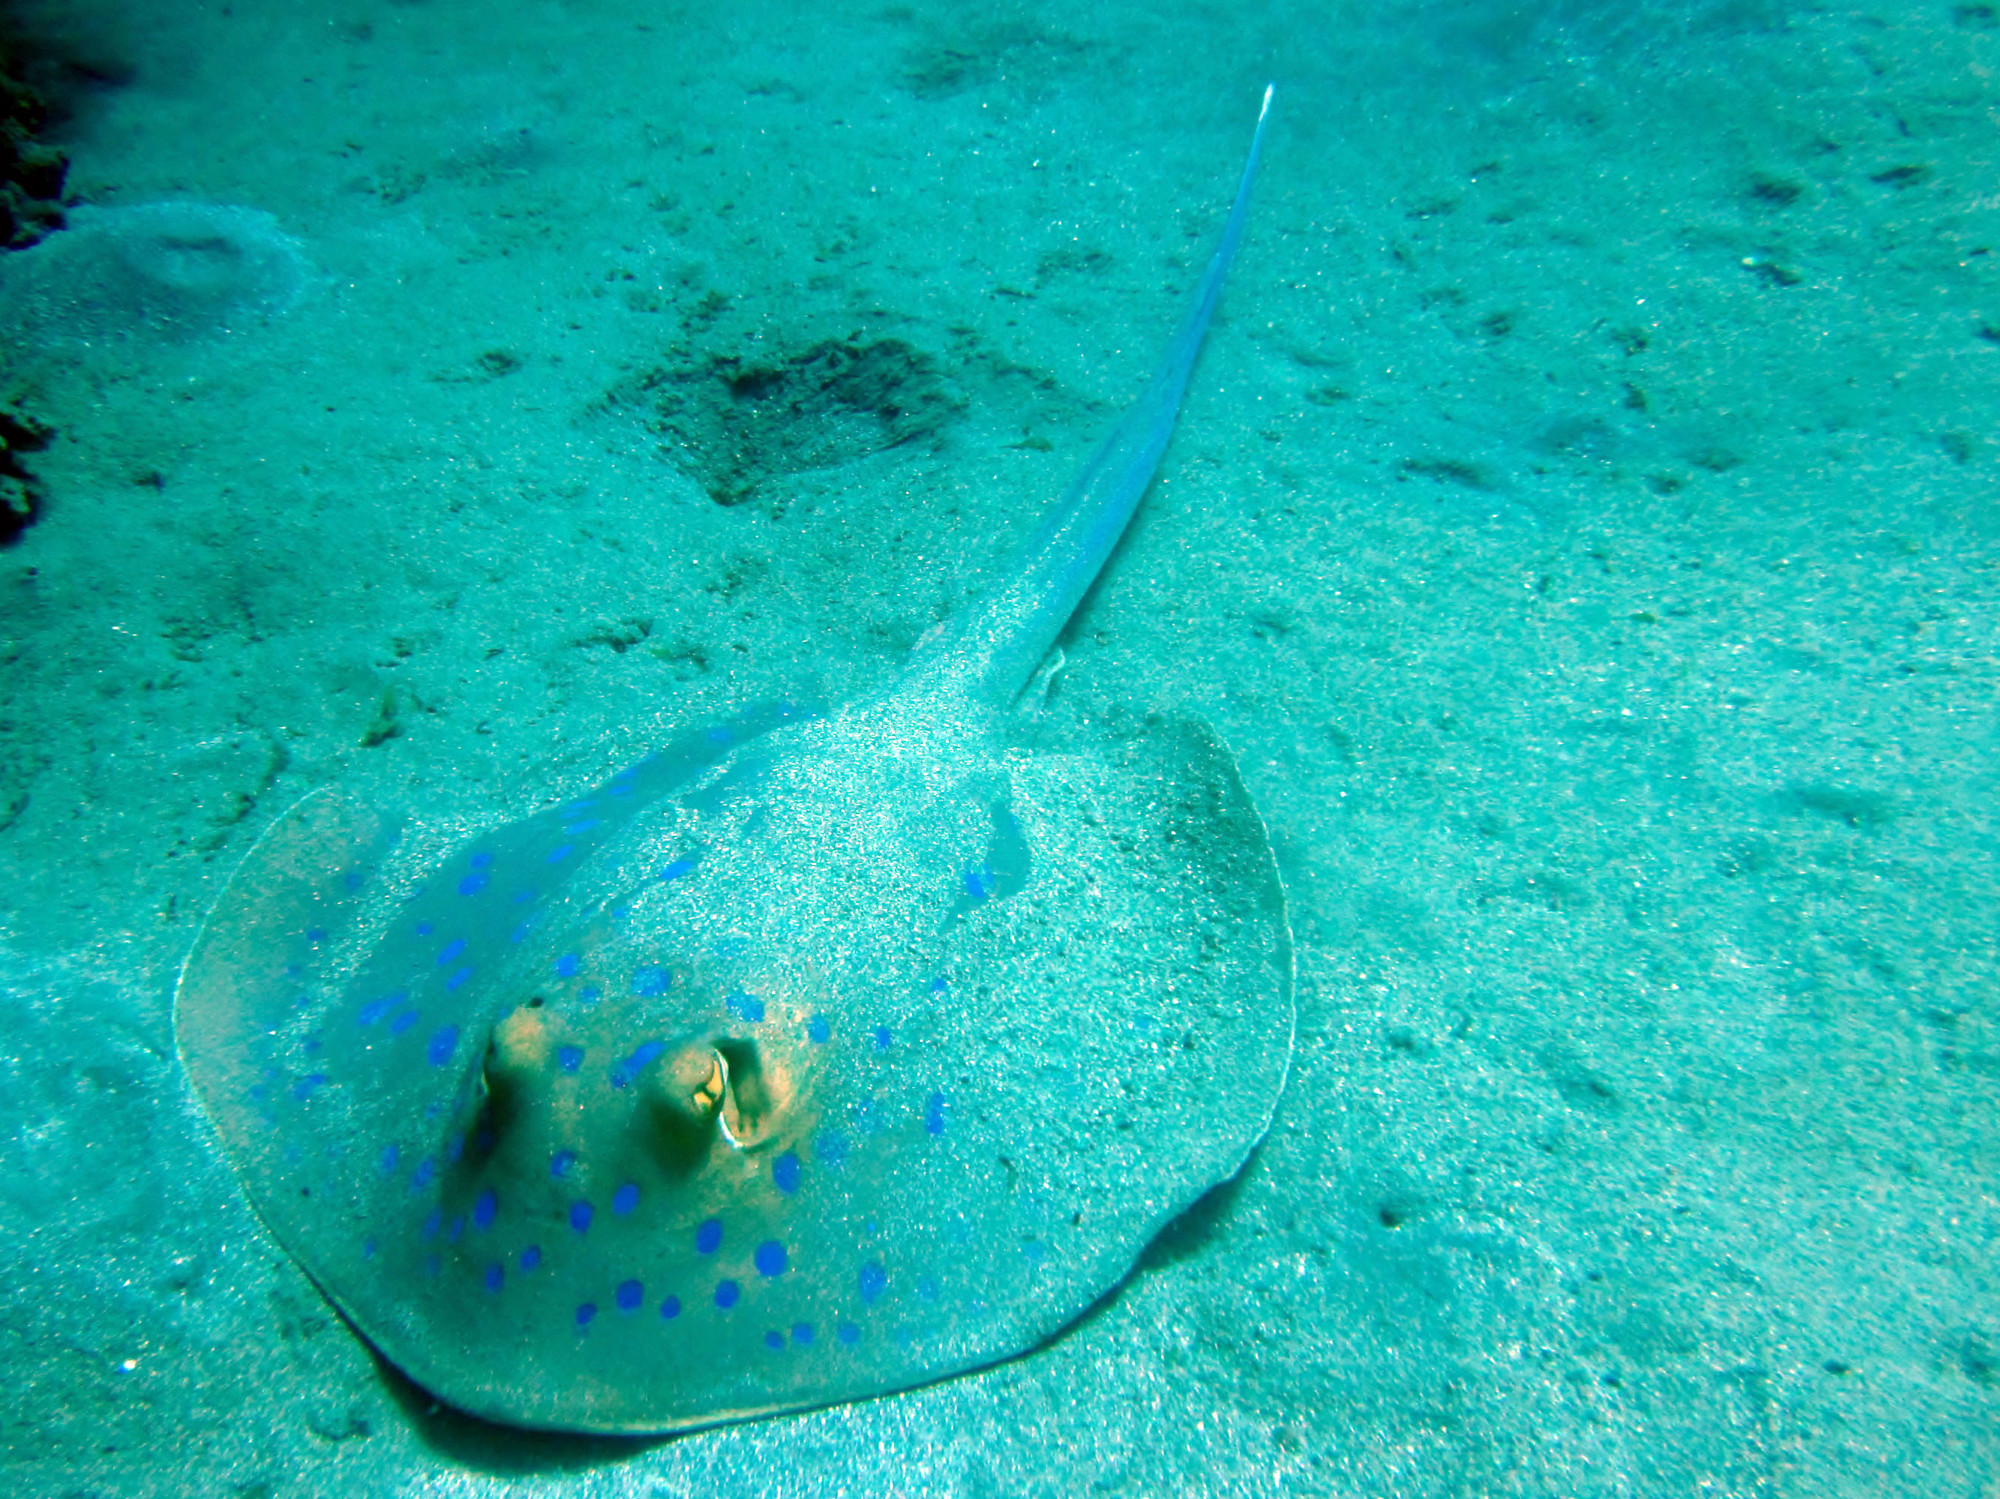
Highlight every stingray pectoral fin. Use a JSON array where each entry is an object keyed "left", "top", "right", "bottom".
[
  {"left": 175, "top": 787, "right": 403, "bottom": 1158},
  {"left": 873, "top": 719, "right": 1292, "bottom": 1386},
  {"left": 1166, "top": 718, "right": 1289, "bottom": 930},
  {"left": 1122, "top": 714, "right": 1296, "bottom": 1143}
]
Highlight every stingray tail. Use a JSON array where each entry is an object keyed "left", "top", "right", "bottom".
[{"left": 900, "top": 84, "right": 1273, "bottom": 713}]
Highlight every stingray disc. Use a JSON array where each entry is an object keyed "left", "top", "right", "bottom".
[{"left": 176, "top": 704, "right": 1292, "bottom": 1433}]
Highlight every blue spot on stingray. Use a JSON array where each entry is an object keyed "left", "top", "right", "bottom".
[
  {"left": 343, "top": 870, "right": 365, "bottom": 893},
  {"left": 470, "top": 852, "right": 493, "bottom": 869},
  {"left": 445, "top": 966, "right": 474, "bottom": 991},
  {"left": 555, "top": 952, "right": 581, "bottom": 978},
  {"left": 509, "top": 920, "right": 534, "bottom": 943},
  {"left": 873, "top": 1026, "right": 892, "bottom": 1051},
  {"left": 473, "top": 1187, "right": 497, "bottom": 1229},
  {"left": 817, "top": 1131, "right": 849, "bottom": 1168},
  {"left": 411, "top": 1157, "right": 437, "bottom": 1191},
  {"left": 551, "top": 1149, "right": 576, "bottom": 1178},
  {"left": 457, "top": 873, "right": 489, "bottom": 896},
  {"left": 806, "top": 1014, "right": 831, "bottom": 1044},
  {"left": 306, "top": 925, "right": 328, "bottom": 942},
  {"left": 546, "top": 845, "right": 573, "bottom": 864},
  {"left": 422, "top": 1208, "right": 442, "bottom": 1239},
  {"left": 616, "top": 1279, "right": 643, "bottom": 1312},
  {"left": 484, "top": 1263, "right": 504, "bottom": 1293},
  {"left": 726, "top": 992, "right": 765, "bottom": 1022},
  {"left": 695, "top": 1217, "right": 722, "bottom": 1255},
  {"left": 659, "top": 1295, "right": 682, "bottom": 1320},
  {"left": 570, "top": 1201, "right": 594, "bottom": 1234},
  {"left": 715, "top": 1280, "right": 740, "bottom": 1309},
  {"left": 612, "top": 1182, "right": 639, "bottom": 1215},
  {"left": 631, "top": 966, "right": 671, "bottom": 998},
  {"left": 755, "top": 1241, "right": 788, "bottom": 1277},
  {"left": 437, "top": 938, "right": 466, "bottom": 965},
  {"left": 610, "top": 1039, "right": 666, "bottom": 1088},
  {"left": 511, "top": 889, "right": 536, "bottom": 904},
  {"left": 445, "top": 1133, "right": 464, "bottom": 1163},
  {"left": 837, "top": 1322, "right": 860, "bottom": 1345},
  {"left": 415, "top": 921, "right": 433, "bottom": 937},
  {"left": 291, "top": 1072, "right": 327, "bottom": 1101},
  {"left": 448, "top": 1214, "right": 466, "bottom": 1243},
  {"left": 659, "top": 856, "right": 697, "bottom": 882},
  {"left": 576, "top": 1302, "right": 596, "bottom": 1327},
  {"left": 378, "top": 1144, "right": 400, "bottom": 1175},
  {"left": 557, "top": 1046, "right": 583, "bottom": 1073},
  {"left": 792, "top": 1322, "right": 815, "bottom": 1346},
  {"left": 859, "top": 1261, "right": 888, "bottom": 1303},
  {"left": 426, "top": 1024, "right": 459, "bottom": 1066},
  {"left": 764, "top": 1330, "right": 784, "bottom": 1350},
  {"left": 964, "top": 865, "right": 995, "bottom": 902},
  {"left": 773, "top": 1152, "right": 801, "bottom": 1196},
  {"left": 389, "top": 1006, "right": 421, "bottom": 1036},
  {"left": 926, "top": 1092, "right": 948, "bottom": 1137},
  {"left": 929, "top": 975, "right": 949, "bottom": 994},
  {"left": 566, "top": 819, "right": 601, "bottom": 835},
  {"left": 578, "top": 984, "right": 602, "bottom": 1006},
  {"left": 357, "top": 994, "right": 402, "bottom": 1027},
  {"left": 520, "top": 1244, "right": 542, "bottom": 1271},
  {"left": 362, "top": 1236, "right": 377, "bottom": 1260}
]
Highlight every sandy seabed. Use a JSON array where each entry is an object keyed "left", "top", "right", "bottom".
[{"left": 0, "top": 0, "right": 1996, "bottom": 1494}]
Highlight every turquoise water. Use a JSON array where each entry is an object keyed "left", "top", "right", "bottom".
[{"left": 1, "top": 0, "right": 1995, "bottom": 1493}]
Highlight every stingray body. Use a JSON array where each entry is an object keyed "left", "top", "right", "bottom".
[{"left": 177, "top": 89, "right": 1291, "bottom": 1434}]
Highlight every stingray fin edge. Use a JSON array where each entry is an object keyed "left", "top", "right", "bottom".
[{"left": 174, "top": 788, "right": 402, "bottom": 1150}]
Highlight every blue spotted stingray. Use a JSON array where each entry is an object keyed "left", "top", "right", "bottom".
[{"left": 175, "top": 88, "right": 1291, "bottom": 1434}]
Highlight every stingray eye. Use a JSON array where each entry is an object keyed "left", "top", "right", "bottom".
[
  {"left": 713, "top": 1036, "right": 789, "bottom": 1149},
  {"left": 485, "top": 1004, "right": 549, "bottom": 1084},
  {"left": 474, "top": 1003, "right": 555, "bottom": 1133},
  {"left": 638, "top": 1043, "right": 728, "bottom": 1171}
]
